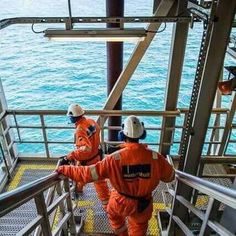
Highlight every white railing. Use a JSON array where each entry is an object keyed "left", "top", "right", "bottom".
[
  {"left": 0, "top": 108, "right": 232, "bottom": 159},
  {"left": 0, "top": 108, "right": 235, "bottom": 190},
  {"left": 0, "top": 171, "right": 81, "bottom": 236},
  {"left": 165, "top": 169, "right": 236, "bottom": 236}
]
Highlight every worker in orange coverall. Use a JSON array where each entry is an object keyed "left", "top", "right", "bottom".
[
  {"left": 57, "top": 115, "right": 175, "bottom": 236},
  {"left": 62, "top": 103, "right": 110, "bottom": 208}
]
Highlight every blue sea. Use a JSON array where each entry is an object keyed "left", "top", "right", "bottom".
[{"left": 0, "top": 0, "right": 235, "bottom": 156}]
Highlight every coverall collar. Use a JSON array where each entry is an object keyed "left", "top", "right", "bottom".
[
  {"left": 75, "top": 116, "right": 86, "bottom": 127},
  {"left": 121, "top": 142, "right": 148, "bottom": 149}
]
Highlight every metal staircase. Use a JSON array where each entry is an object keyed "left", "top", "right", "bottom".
[
  {"left": 0, "top": 161, "right": 170, "bottom": 235},
  {"left": 0, "top": 161, "right": 80, "bottom": 236},
  {"left": 1, "top": 161, "right": 236, "bottom": 235}
]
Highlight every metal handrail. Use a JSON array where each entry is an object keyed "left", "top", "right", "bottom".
[
  {"left": 176, "top": 170, "right": 236, "bottom": 207},
  {"left": 0, "top": 108, "right": 234, "bottom": 165},
  {"left": 166, "top": 169, "right": 236, "bottom": 235},
  {"left": 0, "top": 172, "right": 61, "bottom": 216},
  {"left": 5, "top": 109, "right": 181, "bottom": 117},
  {"left": 5, "top": 108, "right": 229, "bottom": 115},
  {"left": 0, "top": 169, "right": 79, "bottom": 235}
]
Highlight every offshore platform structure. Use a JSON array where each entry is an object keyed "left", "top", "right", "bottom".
[{"left": 0, "top": 0, "right": 236, "bottom": 235}]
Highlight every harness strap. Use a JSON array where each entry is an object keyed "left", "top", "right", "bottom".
[
  {"left": 80, "top": 148, "right": 103, "bottom": 165},
  {"left": 118, "top": 192, "right": 151, "bottom": 213},
  {"left": 118, "top": 191, "right": 144, "bottom": 200}
]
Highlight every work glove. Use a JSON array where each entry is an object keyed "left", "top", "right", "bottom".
[
  {"left": 59, "top": 156, "right": 71, "bottom": 166},
  {"left": 56, "top": 166, "right": 64, "bottom": 174},
  {"left": 67, "top": 152, "right": 75, "bottom": 161}
]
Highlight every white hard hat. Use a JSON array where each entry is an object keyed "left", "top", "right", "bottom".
[
  {"left": 67, "top": 104, "right": 85, "bottom": 117},
  {"left": 123, "top": 115, "right": 144, "bottom": 139}
]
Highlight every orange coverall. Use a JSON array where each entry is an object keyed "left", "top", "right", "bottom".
[
  {"left": 67, "top": 116, "right": 110, "bottom": 206},
  {"left": 59, "top": 142, "right": 174, "bottom": 236}
]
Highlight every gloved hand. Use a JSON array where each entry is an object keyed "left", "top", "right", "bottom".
[
  {"left": 59, "top": 156, "right": 71, "bottom": 166},
  {"left": 67, "top": 152, "right": 75, "bottom": 161},
  {"left": 56, "top": 166, "right": 64, "bottom": 174}
]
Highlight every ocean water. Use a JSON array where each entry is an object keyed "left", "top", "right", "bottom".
[{"left": 0, "top": 0, "right": 235, "bottom": 156}]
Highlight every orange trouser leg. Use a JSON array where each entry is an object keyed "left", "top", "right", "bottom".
[
  {"left": 107, "top": 191, "right": 140, "bottom": 235},
  {"left": 93, "top": 179, "right": 110, "bottom": 209},
  {"left": 127, "top": 200, "right": 153, "bottom": 236},
  {"left": 107, "top": 193, "right": 127, "bottom": 235}
]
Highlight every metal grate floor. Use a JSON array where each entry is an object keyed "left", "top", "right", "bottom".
[
  {"left": 0, "top": 162, "right": 56, "bottom": 236},
  {"left": 74, "top": 181, "right": 169, "bottom": 236},
  {"left": 1, "top": 161, "right": 231, "bottom": 235}
]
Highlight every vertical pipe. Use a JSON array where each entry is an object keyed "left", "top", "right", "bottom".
[{"left": 106, "top": 0, "right": 124, "bottom": 141}]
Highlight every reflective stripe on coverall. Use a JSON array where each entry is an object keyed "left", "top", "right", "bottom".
[
  {"left": 58, "top": 142, "right": 174, "bottom": 236},
  {"left": 67, "top": 116, "right": 110, "bottom": 205}
]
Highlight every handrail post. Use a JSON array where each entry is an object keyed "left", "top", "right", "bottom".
[
  {"left": 34, "top": 192, "right": 52, "bottom": 236},
  {"left": 217, "top": 92, "right": 236, "bottom": 155},
  {"left": 56, "top": 181, "right": 68, "bottom": 235},
  {"left": 178, "top": 112, "right": 188, "bottom": 156},
  {"left": 100, "top": 115, "right": 105, "bottom": 153},
  {"left": 34, "top": 185, "right": 56, "bottom": 236},
  {"left": 13, "top": 111, "right": 21, "bottom": 142},
  {"left": 199, "top": 197, "right": 214, "bottom": 236},
  {"left": 0, "top": 142, "right": 11, "bottom": 179},
  {"left": 64, "top": 178, "right": 77, "bottom": 235},
  {"left": 167, "top": 179, "right": 179, "bottom": 235},
  {"left": 40, "top": 114, "right": 50, "bottom": 158},
  {"left": 0, "top": 122, "right": 12, "bottom": 164}
]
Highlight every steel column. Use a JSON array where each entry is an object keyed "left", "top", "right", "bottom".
[
  {"left": 170, "top": 0, "right": 236, "bottom": 233},
  {"left": 106, "top": 0, "right": 124, "bottom": 141},
  {"left": 159, "top": 0, "right": 189, "bottom": 154},
  {"left": 98, "top": 0, "right": 175, "bottom": 126},
  {"left": 184, "top": 0, "right": 236, "bottom": 173}
]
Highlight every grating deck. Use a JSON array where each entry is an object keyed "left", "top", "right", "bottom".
[
  {"left": 0, "top": 162, "right": 55, "bottom": 236},
  {"left": 0, "top": 161, "right": 166, "bottom": 235},
  {"left": 0, "top": 161, "right": 232, "bottom": 235}
]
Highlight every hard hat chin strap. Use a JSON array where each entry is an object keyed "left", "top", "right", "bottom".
[
  {"left": 69, "top": 116, "right": 79, "bottom": 124},
  {"left": 118, "top": 130, "right": 126, "bottom": 141},
  {"left": 117, "top": 130, "right": 146, "bottom": 141}
]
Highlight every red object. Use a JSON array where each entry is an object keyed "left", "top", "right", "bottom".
[
  {"left": 57, "top": 142, "right": 174, "bottom": 235},
  {"left": 218, "top": 78, "right": 236, "bottom": 95}
]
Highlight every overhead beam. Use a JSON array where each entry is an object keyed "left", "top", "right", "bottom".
[
  {"left": 159, "top": 0, "right": 189, "bottom": 154},
  {"left": 97, "top": 0, "right": 175, "bottom": 125},
  {"left": 0, "top": 16, "right": 190, "bottom": 30}
]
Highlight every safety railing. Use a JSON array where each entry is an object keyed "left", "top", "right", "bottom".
[
  {"left": 0, "top": 170, "right": 81, "bottom": 236},
  {"left": 0, "top": 108, "right": 232, "bottom": 158},
  {"left": 170, "top": 155, "right": 236, "bottom": 179},
  {"left": 0, "top": 107, "right": 235, "bottom": 190},
  {"left": 165, "top": 169, "right": 236, "bottom": 236}
]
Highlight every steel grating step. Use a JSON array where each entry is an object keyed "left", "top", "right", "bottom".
[
  {"left": 1, "top": 162, "right": 168, "bottom": 235},
  {"left": 0, "top": 162, "right": 56, "bottom": 235}
]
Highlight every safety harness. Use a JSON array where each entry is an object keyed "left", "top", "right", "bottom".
[
  {"left": 118, "top": 192, "right": 151, "bottom": 213},
  {"left": 80, "top": 148, "right": 103, "bottom": 165}
]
